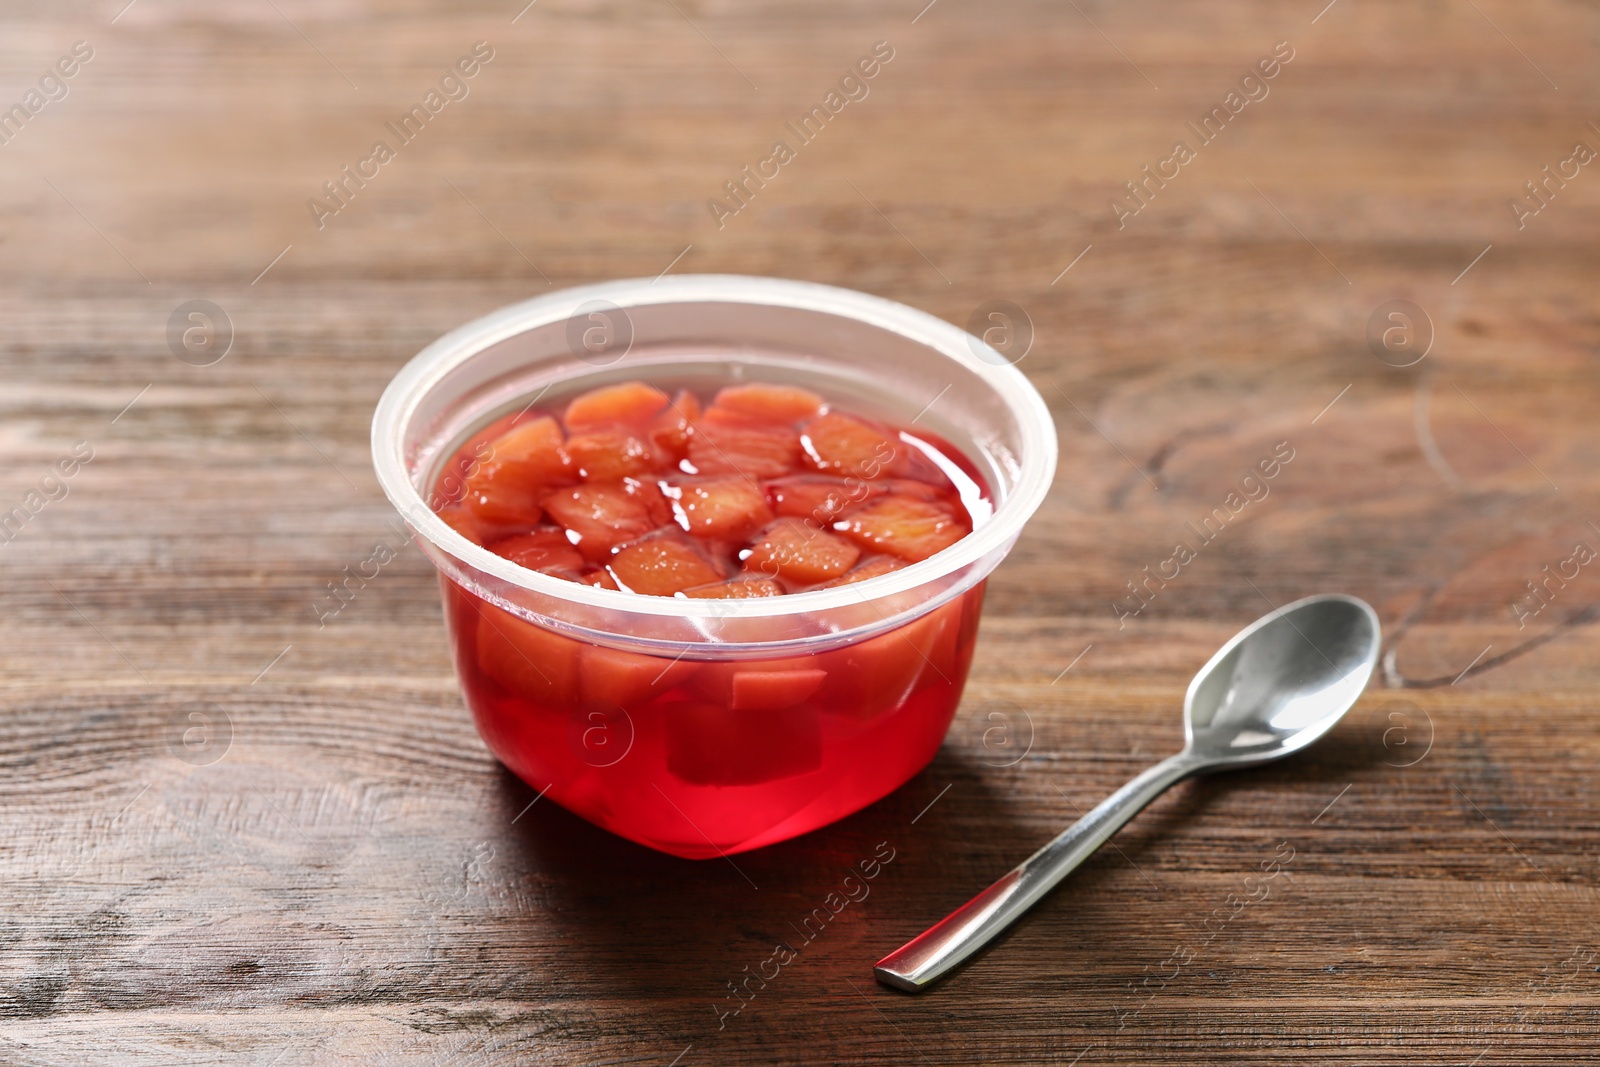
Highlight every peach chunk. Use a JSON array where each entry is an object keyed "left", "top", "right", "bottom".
[
  {"left": 460, "top": 416, "right": 575, "bottom": 525},
  {"left": 766, "top": 476, "right": 876, "bottom": 525},
  {"left": 690, "top": 654, "right": 826, "bottom": 707},
  {"left": 744, "top": 518, "right": 861, "bottom": 585},
  {"left": 818, "top": 596, "right": 964, "bottom": 720},
  {"left": 649, "top": 389, "right": 702, "bottom": 460},
  {"left": 581, "top": 568, "right": 620, "bottom": 590},
  {"left": 881, "top": 478, "right": 947, "bottom": 501},
  {"left": 606, "top": 534, "right": 724, "bottom": 596},
  {"left": 682, "top": 577, "right": 785, "bottom": 599},
  {"left": 816, "top": 555, "right": 908, "bottom": 587},
  {"left": 688, "top": 417, "right": 801, "bottom": 478},
  {"left": 579, "top": 644, "right": 699, "bottom": 708},
  {"left": 668, "top": 476, "right": 773, "bottom": 540},
  {"left": 436, "top": 505, "right": 485, "bottom": 545},
  {"left": 474, "top": 603, "right": 580, "bottom": 706},
  {"left": 730, "top": 668, "right": 828, "bottom": 711},
  {"left": 564, "top": 382, "right": 671, "bottom": 433},
  {"left": 541, "top": 482, "right": 659, "bottom": 562},
  {"left": 566, "top": 430, "right": 657, "bottom": 481},
  {"left": 710, "top": 383, "right": 824, "bottom": 423},
  {"left": 486, "top": 528, "right": 584, "bottom": 574},
  {"left": 834, "top": 495, "right": 969, "bottom": 562},
  {"left": 801, "top": 412, "right": 897, "bottom": 478}
]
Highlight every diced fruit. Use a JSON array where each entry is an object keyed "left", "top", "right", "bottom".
[
  {"left": 607, "top": 534, "right": 724, "bottom": 596},
  {"left": 581, "top": 568, "right": 619, "bottom": 589},
  {"left": 460, "top": 416, "right": 575, "bottom": 525},
  {"left": 834, "top": 495, "right": 968, "bottom": 562},
  {"left": 460, "top": 481, "right": 544, "bottom": 529},
  {"left": 564, "top": 382, "right": 671, "bottom": 432},
  {"left": 668, "top": 476, "right": 773, "bottom": 540},
  {"left": 882, "top": 478, "right": 947, "bottom": 501},
  {"left": 691, "top": 654, "right": 818, "bottom": 704},
  {"left": 816, "top": 555, "right": 908, "bottom": 587},
  {"left": 436, "top": 380, "right": 985, "bottom": 604},
  {"left": 436, "top": 505, "right": 484, "bottom": 545},
  {"left": 665, "top": 701, "right": 822, "bottom": 786},
  {"left": 818, "top": 597, "right": 963, "bottom": 720},
  {"left": 475, "top": 603, "right": 580, "bottom": 706},
  {"left": 628, "top": 477, "right": 676, "bottom": 527},
  {"left": 682, "top": 577, "right": 785, "bottom": 599},
  {"left": 801, "top": 412, "right": 897, "bottom": 478},
  {"left": 447, "top": 412, "right": 516, "bottom": 471},
  {"left": 730, "top": 668, "right": 828, "bottom": 710},
  {"left": 566, "top": 431, "right": 657, "bottom": 481},
  {"left": 486, "top": 528, "right": 584, "bottom": 573},
  {"left": 710, "top": 384, "right": 824, "bottom": 423},
  {"left": 744, "top": 518, "right": 861, "bottom": 585},
  {"left": 541, "top": 483, "right": 659, "bottom": 562},
  {"left": 649, "top": 389, "right": 702, "bottom": 460},
  {"left": 671, "top": 658, "right": 827, "bottom": 782},
  {"left": 766, "top": 476, "right": 876, "bottom": 524},
  {"left": 438, "top": 411, "right": 520, "bottom": 505},
  {"left": 689, "top": 420, "right": 801, "bottom": 478},
  {"left": 480, "top": 416, "right": 574, "bottom": 481},
  {"left": 579, "top": 644, "right": 699, "bottom": 708},
  {"left": 461, "top": 481, "right": 544, "bottom": 528}
]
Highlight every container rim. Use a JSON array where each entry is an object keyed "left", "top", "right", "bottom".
[{"left": 371, "top": 274, "right": 1057, "bottom": 621}]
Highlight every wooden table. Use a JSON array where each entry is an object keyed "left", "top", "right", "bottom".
[{"left": 3, "top": 0, "right": 1597, "bottom": 1062}]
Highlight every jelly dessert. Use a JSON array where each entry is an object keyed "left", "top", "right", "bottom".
[{"left": 430, "top": 379, "right": 992, "bottom": 857}]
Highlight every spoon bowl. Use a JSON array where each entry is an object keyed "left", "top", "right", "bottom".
[
  {"left": 874, "top": 593, "right": 1382, "bottom": 992},
  {"left": 1186, "top": 594, "right": 1381, "bottom": 766}
]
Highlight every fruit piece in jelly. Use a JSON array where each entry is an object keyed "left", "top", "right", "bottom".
[
  {"left": 582, "top": 568, "right": 619, "bottom": 589},
  {"left": 817, "top": 554, "right": 907, "bottom": 587},
  {"left": 682, "top": 577, "right": 785, "bottom": 598},
  {"left": 607, "top": 533, "right": 724, "bottom": 596},
  {"left": 801, "top": 412, "right": 897, "bottom": 478},
  {"left": 689, "top": 414, "right": 801, "bottom": 479},
  {"left": 820, "top": 596, "right": 962, "bottom": 720},
  {"left": 766, "top": 475, "right": 876, "bottom": 525},
  {"left": 442, "top": 414, "right": 518, "bottom": 501},
  {"left": 566, "top": 430, "right": 657, "bottom": 481},
  {"left": 474, "top": 603, "right": 579, "bottom": 707},
  {"left": 744, "top": 517, "right": 861, "bottom": 585},
  {"left": 578, "top": 643, "right": 699, "bottom": 708},
  {"left": 436, "top": 505, "right": 484, "bottom": 545},
  {"left": 486, "top": 528, "right": 584, "bottom": 574},
  {"left": 710, "top": 384, "right": 824, "bottom": 423},
  {"left": 438, "top": 379, "right": 988, "bottom": 608},
  {"left": 564, "top": 382, "right": 671, "bottom": 432},
  {"left": 731, "top": 667, "right": 828, "bottom": 710},
  {"left": 834, "top": 495, "right": 968, "bottom": 562},
  {"left": 667, "top": 476, "right": 773, "bottom": 540},
  {"left": 541, "top": 481, "right": 663, "bottom": 562},
  {"left": 461, "top": 416, "right": 575, "bottom": 525},
  {"left": 691, "top": 655, "right": 822, "bottom": 706},
  {"left": 665, "top": 700, "right": 823, "bottom": 786},
  {"left": 648, "top": 389, "right": 701, "bottom": 460}
]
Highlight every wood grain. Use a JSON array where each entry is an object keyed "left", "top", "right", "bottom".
[{"left": 3, "top": 0, "right": 1599, "bottom": 1062}]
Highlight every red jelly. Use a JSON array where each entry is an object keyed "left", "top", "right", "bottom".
[{"left": 432, "top": 380, "right": 991, "bottom": 857}]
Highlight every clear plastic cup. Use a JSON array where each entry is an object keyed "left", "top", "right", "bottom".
[{"left": 371, "top": 275, "right": 1056, "bottom": 857}]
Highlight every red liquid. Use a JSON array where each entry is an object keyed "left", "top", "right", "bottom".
[{"left": 433, "top": 380, "right": 991, "bottom": 857}]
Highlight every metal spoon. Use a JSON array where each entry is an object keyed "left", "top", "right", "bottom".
[{"left": 874, "top": 593, "right": 1381, "bottom": 992}]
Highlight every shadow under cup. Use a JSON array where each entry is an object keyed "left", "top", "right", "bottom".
[{"left": 371, "top": 276, "right": 1057, "bottom": 858}]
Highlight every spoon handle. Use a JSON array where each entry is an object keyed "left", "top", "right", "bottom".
[{"left": 874, "top": 751, "right": 1202, "bottom": 991}]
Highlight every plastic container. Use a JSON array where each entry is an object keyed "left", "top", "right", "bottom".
[{"left": 371, "top": 276, "right": 1056, "bottom": 857}]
